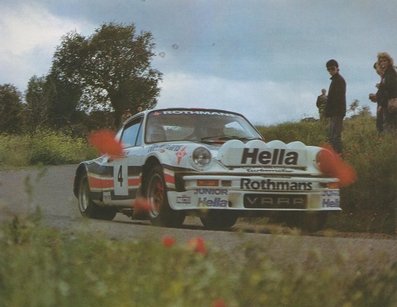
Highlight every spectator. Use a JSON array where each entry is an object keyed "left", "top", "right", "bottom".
[
  {"left": 369, "top": 62, "right": 386, "bottom": 134},
  {"left": 325, "top": 59, "right": 346, "bottom": 155},
  {"left": 121, "top": 108, "right": 132, "bottom": 124},
  {"left": 377, "top": 52, "right": 397, "bottom": 132},
  {"left": 316, "top": 88, "right": 328, "bottom": 121}
]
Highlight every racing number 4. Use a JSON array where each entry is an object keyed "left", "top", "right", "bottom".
[
  {"left": 113, "top": 161, "right": 128, "bottom": 196},
  {"left": 117, "top": 165, "right": 123, "bottom": 187}
]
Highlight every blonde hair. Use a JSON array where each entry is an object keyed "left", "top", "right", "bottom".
[{"left": 377, "top": 52, "right": 394, "bottom": 66}]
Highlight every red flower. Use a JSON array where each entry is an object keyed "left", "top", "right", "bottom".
[
  {"left": 162, "top": 235, "right": 176, "bottom": 248},
  {"left": 88, "top": 129, "right": 123, "bottom": 159},
  {"left": 212, "top": 298, "right": 227, "bottom": 307},
  {"left": 133, "top": 197, "right": 152, "bottom": 214},
  {"left": 318, "top": 145, "right": 357, "bottom": 188},
  {"left": 188, "top": 237, "right": 207, "bottom": 255}
]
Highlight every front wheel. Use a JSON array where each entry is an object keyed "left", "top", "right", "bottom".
[
  {"left": 145, "top": 165, "right": 185, "bottom": 227},
  {"left": 78, "top": 173, "right": 117, "bottom": 220}
]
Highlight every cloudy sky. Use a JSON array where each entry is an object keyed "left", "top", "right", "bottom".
[{"left": 1, "top": 0, "right": 397, "bottom": 125}]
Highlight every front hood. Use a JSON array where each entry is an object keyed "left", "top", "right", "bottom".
[
  {"left": 147, "top": 140, "right": 321, "bottom": 174},
  {"left": 216, "top": 140, "right": 319, "bottom": 169}
]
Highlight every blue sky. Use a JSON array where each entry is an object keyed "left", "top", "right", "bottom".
[{"left": 1, "top": 0, "right": 397, "bottom": 125}]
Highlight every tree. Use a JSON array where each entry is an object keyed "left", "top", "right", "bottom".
[
  {"left": 51, "top": 22, "right": 162, "bottom": 127},
  {"left": 24, "top": 76, "right": 50, "bottom": 130},
  {"left": 45, "top": 72, "right": 82, "bottom": 129},
  {"left": 0, "top": 84, "right": 23, "bottom": 133}
]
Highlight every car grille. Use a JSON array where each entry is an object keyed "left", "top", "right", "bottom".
[{"left": 243, "top": 194, "right": 307, "bottom": 209}]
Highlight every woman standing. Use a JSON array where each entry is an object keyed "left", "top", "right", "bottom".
[{"left": 377, "top": 52, "right": 397, "bottom": 132}]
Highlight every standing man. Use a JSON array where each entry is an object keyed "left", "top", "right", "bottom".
[
  {"left": 325, "top": 59, "right": 346, "bottom": 155},
  {"left": 369, "top": 62, "right": 386, "bottom": 134},
  {"left": 316, "top": 88, "right": 328, "bottom": 121}
]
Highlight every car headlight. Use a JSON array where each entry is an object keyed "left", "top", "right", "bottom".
[{"left": 192, "top": 147, "right": 212, "bottom": 168}]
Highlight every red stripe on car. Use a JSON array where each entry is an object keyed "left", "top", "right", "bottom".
[
  {"left": 164, "top": 173, "right": 175, "bottom": 184},
  {"left": 88, "top": 176, "right": 114, "bottom": 189}
]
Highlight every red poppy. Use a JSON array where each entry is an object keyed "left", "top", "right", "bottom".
[
  {"left": 318, "top": 145, "right": 357, "bottom": 187},
  {"left": 88, "top": 129, "right": 123, "bottom": 159},
  {"left": 188, "top": 237, "right": 207, "bottom": 255},
  {"left": 212, "top": 298, "right": 227, "bottom": 307},
  {"left": 133, "top": 197, "right": 152, "bottom": 214},
  {"left": 162, "top": 235, "right": 176, "bottom": 248}
]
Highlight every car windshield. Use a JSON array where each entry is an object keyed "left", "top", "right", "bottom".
[{"left": 145, "top": 109, "right": 263, "bottom": 143}]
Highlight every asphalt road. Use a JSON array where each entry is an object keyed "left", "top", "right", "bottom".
[{"left": 1, "top": 164, "right": 397, "bottom": 272}]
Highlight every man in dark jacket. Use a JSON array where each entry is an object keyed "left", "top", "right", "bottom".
[{"left": 325, "top": 59, "right": 346, "bottom": 154}]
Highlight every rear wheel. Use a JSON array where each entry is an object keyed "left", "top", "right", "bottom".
[
  {"left": 200, "top": 211, "right": 238, "bottom": 230},
  {"left": 78, "top": 173, "right": 117, "bottom": 220},
  {"left": 145, "top": 165, "right": 185, "bottom": 227}
]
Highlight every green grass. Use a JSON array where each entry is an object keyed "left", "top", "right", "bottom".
[{"left": 0, "top": 213, "right": 396, "bottom": 307}]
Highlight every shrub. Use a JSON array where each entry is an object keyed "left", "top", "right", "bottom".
[
  {"left": 0, "top": 129, "right": 96, "bottom": 168},
  {"left": 0, "top": 133, "right": 32, "bottom": 167},
  {"left": 29, "top": 129, "right": 95, "bottom": 165}
]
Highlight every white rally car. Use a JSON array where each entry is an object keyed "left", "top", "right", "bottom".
[{"left": 74, "top": 108, "right": 340, "bottom": 231}]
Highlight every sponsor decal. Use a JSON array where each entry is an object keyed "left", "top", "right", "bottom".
[
  {"left": 161, "top": 110, "right": 235, "bottom": 117},
  {"left": 241, "top": 148, "right": 298, "bottom": 165},
  {"left": 148, "top": 144, "right": 184, "bottom": 153},
  {"left": 240, "top": 178, "right": 312, "bottom": 191},
  {"left": 194, "top": 188, "right": 228, "bottom": 195},
  {"left": 244, "top": 194, "right": 306, "bottom": 208},
  {"left": 246, "top": 167, "right": 293, "bottom": 173},
  {"left": 177, "top": 195, "right": 191, "bottom": 204},
  {"left": 198, "top": 197, "right": 228, "bottom": 208},
  {"left": 176, "top": 146, "right": 187, "bottom": 164},
  {"left": 103, "top": 191, "right": 112, "bottom": 202},
  {"left": 195, "top": 188, "right": 229, "bottom": 208},
  {"left": 322, "top": 190, "right": 340, "bottom": 208}
]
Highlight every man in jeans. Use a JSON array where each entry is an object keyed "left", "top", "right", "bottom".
[{"left": 325, "top": 59, "right": 346, "bottom": 155}]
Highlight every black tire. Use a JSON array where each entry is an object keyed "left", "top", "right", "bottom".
[
  {"left": 200, "top": 211, "right": 238, "bottom": 230},
  {"left": 145, "top": 165, "right": 185, "bottom": 227},
  {"left": 77, "top": 173, "right": 117, "bottom": 220}
]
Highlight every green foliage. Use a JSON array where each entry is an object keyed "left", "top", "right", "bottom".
[
  {"left": 23, "top": 76, "right": 51, "bottom": 130},
  {"left": 0, "top": 84, "right": 23, "bottom": 133},
  {"left": 0, "top": 129, "right": 96, "bottom": 168},
  {"left": 0, "top": 216, "right": 396, "bottom": 306},
  {"left": 257, "top": 120, "right": 328, "bottom": 145},
  {"left": 52, "top": 22, "right": 162, "bottom": 127}
]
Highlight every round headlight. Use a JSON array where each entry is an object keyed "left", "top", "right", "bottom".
[{"left": 192, "top": 147, "right": 211, "bottom": 168}]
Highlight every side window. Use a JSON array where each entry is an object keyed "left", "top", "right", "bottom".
[{"left": 120, "top": 118, "right": 143, "bottom": 147}]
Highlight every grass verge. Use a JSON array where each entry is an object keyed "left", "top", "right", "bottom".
[{"left": 0, "top": 212, "right": 397, "bottom": 307}]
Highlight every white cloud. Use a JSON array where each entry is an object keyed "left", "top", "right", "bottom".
[
  {"left": 157, "top": 73, "right": 321, "bottom": 126},
  {"left": 0, "top": 3, "right": 94, "bottom": 91}
]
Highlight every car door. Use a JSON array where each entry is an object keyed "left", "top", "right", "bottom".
[{"left": 108, "top": 116, "right": 144, "bottom": 205}]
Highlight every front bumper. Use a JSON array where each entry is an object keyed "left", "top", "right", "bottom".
[{"left": 167, "top": 175, "right": 341, "bottom": 211}]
